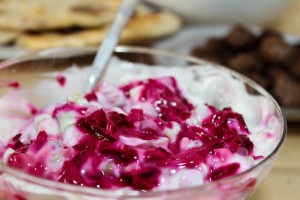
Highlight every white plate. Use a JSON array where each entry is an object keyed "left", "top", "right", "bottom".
[
  {"left": 0, "top": 47, "right": 28, "bottom": 60},
  {"left": 154, "top": 25, "right": 300, "bottom": 121},
  {"left": 154, "top": 25, "right": 300, "bottom": 53}
]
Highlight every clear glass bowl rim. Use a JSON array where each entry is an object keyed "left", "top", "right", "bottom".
[{"left": 0, "top": 45, "right": 287, "bottom": 198}]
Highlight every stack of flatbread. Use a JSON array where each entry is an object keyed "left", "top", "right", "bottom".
[{"left": 0, "top": 0, "right": 181, "bottom": 51}]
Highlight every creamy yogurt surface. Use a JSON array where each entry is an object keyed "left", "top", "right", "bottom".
[{"left": 0, "top": 58, "right": 281, "bottom": 191}]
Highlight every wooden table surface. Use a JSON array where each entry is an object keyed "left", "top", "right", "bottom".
[
  {"left": 249, "top": 123, "right": 300, "bottom": 200},
  {"left": 249, "top": 0, "right": 300, "bottom": 199},
  {"left": 0, "top": 1, "right": 299, "bottom": 200}
]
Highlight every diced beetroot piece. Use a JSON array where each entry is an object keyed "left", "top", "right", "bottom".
[
  {"left": 144, "top": 147, "right": 171, "bottom": 164},
  {"left": 84, "top": 92, "right": 98, "bottom": 102},
  {"left": 96, "top": 174, "right": 126, "bottom": 189},
  {"left": 225, "top": 134, "right": 253, "bottom": 154},
  {"left": 99, "top": 142, "right": 138, "bottom": 165},
  {"left": 14, "top": 195, "right": 27, "bottom": 200},
  {"left": 122, "top": 166, "right": 161, "bottom": 190},
  {"left": 56, "top": 75, "right": 66, "bottom": 87},
  {"left": 28, "top": 104, "right": 38, "bottom": 115},
  {"left": 29, "top": 131, "right": 48, "bottom": 152},
  {"left": 128, "top": 109, "right": 144, "bottom": 122},
  {"left": 7, "top": 153, "right": 35, "bottom": 170},
  {"left": 108, "top": 111, "right": 133, "bottom": 128},
  {"left": 208, "top": 163, "right": 240, "bottom": 181},
  {"left": 6, "top": 134, "right": 31, "bottom": 153},
  {"left": 59, "top": 161, "right": 87, "bottom": 186},
  {"left": 77, "top": 109, "right": 116, "bottom": 142},
  {"left": 28, "top": 161, "right": 48, "bottom": 176},
  {"left": 8, "top": 81, "right": 20, "bottom": 88},
  {"left": 53, "top": 102, "right": 86, "bottom": 118},
  {"left": 140, "top": 128, "right": 159, "bottom": 140}
]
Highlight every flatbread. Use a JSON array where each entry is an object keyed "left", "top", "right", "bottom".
[
  {"left": 0, "top": 30, "right": 20, "bottom": 45},
  {"left": 16, "top": 11, "right": 182, "bottom": 50},
  {"left": 0, "top": 0, "right": 120, "bottom": 30}
]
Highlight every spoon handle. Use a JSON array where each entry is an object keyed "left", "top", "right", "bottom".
[{"left": 86, "top": 0, "right": 140, "bottom": 91}]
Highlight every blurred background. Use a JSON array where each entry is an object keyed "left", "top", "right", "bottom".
[{"left": 0, "top": 0, "right": 299, "bottom": 199}]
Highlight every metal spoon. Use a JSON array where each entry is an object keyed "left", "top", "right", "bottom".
[{"left": 86, "top": 0, "right": 140, "bottom": 91}]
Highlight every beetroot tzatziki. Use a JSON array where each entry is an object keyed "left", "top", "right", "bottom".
[{"left": 0, "top": 58, "right": 281, "bottom": 192}]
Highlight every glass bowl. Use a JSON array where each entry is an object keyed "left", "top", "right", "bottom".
[{"left": 0, "top": 46, "right": 286, "bottom": 200}]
